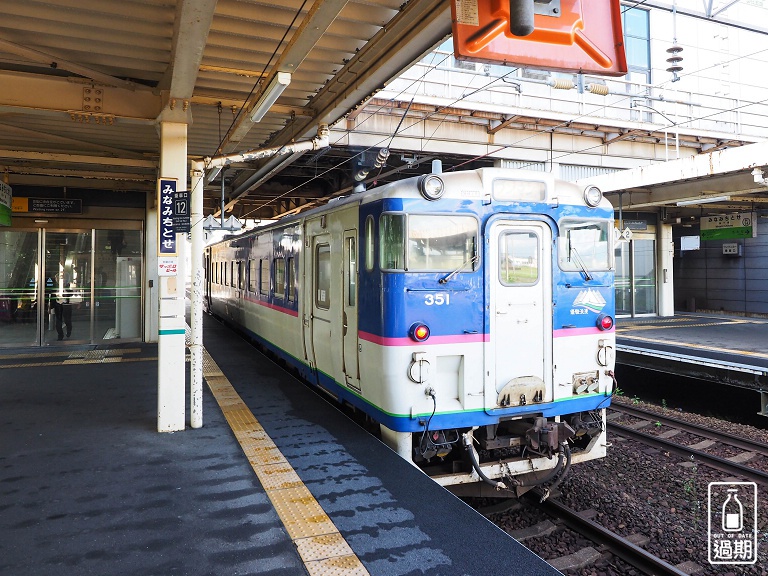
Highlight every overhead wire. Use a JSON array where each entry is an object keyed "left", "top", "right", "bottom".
[
  {"left": 212, "top": 0, "right": 309, "bottom": 158},
  {"left": 241, "top": 55, "right": 521, "bottom": 219},
  {"left": 239, "top": 11, "right": 768, "bottom": 219}
]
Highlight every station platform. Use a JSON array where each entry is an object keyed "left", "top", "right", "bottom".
[
  {"left": 0, "top": 314, "right": 560, "bottom": 576},
  {"left": 615, "top": 313, "right": 768, "bottom": 414}
]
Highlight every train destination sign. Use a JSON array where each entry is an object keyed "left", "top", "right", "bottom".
[{"left": 700, "top": 212, "right": 757, "bottom": 241}]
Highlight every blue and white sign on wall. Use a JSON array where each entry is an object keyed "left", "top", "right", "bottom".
[{"left": 158, "top": 178, "right": 177, "bottom": 256}]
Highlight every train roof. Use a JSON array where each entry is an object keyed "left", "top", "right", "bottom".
[{"left": 209, "top": 168, "right": 612, "bottom": 246}]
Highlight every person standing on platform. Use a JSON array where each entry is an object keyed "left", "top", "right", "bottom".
[{"left": 50, "top": 274, "right": 73, "bottom": 341}]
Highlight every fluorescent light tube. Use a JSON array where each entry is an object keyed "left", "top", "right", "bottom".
[
  {"left": 675, "top": 195, "right": 730, "bottom": 206},
  {"left": 249, "top": 72, "right": 291, "bottom": 123}
]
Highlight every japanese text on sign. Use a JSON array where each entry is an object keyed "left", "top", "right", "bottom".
[
  {"left": 173, "top": 190, "right": 190, "bottom": 233},
  {"left": 158, "top": 257, "right": 178, "bottom": 277},
  {"left": 158, "top": 178, "right": 177, "bottom": 256}
]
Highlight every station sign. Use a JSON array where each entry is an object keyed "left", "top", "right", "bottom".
[
  {"left": 451, "top": 0, "right": 628, "bottom": 76},
  {"left": 158, "top": 178, "right": 178, "bottom": 256},
  {"left": 700, "top": 212, "right": 757, "bottom": 241},
  {"left": 0, "top": 181, "right": 11, "bottom": 227}
]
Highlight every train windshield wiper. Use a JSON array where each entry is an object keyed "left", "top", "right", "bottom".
[
  {"left": 439, "top": 254, "right": 478, "bottom": 284},
  {"left": 569, "top": 245, "right": 593, "bottom": 281}
]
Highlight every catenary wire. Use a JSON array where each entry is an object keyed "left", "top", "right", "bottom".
[{"left": 238, "top": 16, "right": 768, "bottom": 218}]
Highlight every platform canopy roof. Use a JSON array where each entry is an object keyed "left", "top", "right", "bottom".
[
  {"left": 0, "top": 0, "right": 766, "bottom": 221},
  {"left": 579, "top": 140, "right": 768, "bottom": 219},
  {"left": 0, "top": 0, "right": 453, "bottom": 220}
]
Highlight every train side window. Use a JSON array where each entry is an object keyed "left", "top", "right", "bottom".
[
  {"left": 287, "top": 257, "right": 296, "bottom": 302},
  {"left": 230, "top": 262, "right": 235, "bottom": 287},
  {"left": 238, "top": 261, "right": 244, "bottom": 290},
  {"left": 223, "top": 262, "right": 227, "bottom": 286},
  {"left": 260, "top": 259, "right": 270, "bottom": 295},
  {"left": 365, "top": 215, "right": 374, "bottom": 271},
  {"left": 315, "top": 243, "right": 331, "bottom": 309},
  {"left": 379, "top": 213, "right": 404, "bottom": 270},
  {"left": 346, "top": 237, "right": 356, "bottom": 307},
  {"left": 248, "top": 260, "right": 256, "bottom": 292},
  {"left": 499, "top": 231, "right": 539, "bottom": 286},
  {"left": 274, "top": 258, "right": 286, "bottom": 298}
]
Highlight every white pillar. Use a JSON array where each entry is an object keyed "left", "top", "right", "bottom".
[
  {"left": 190, "top": 160, "right": 204, "bottom": 429},
  {"left": 657, "top": 222, "right": 675, "bottom": 317},
  {"left": 145, "top": 189, "right": 159, "bottom": 343},
  {"left": 157, "top": 121, "right": 188, "bottom": 432}
]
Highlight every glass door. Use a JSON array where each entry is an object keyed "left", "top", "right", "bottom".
[
  {"left": 0, "top": 229, "right": 40, "bottom": 346},
  {"left": 0, "top": 227, "right": 143, "bottom": 347},
  {"left": 43, "top": 230, "right": 93, "bottom": 345},
  {"left": 614, "top": 236, "right": 657, "bottom": 317},
  {"left": 94, "top": 230, "right": 142, "bottom": 341}
]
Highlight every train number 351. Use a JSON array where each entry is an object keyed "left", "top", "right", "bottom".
[{"left": 425, "top": 293, "right": 450, "bottom": 306}]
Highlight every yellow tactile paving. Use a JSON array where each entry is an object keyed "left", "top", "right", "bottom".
[
  {"left": 201, "top": 345, "right": 370, "bottom": 575},
  {"left": 252, "top": 463, "right": 304, "bottom": 491},
  {"left": 617, "top": 320, "right": 748, "bottom": 331},
  {"left": 618, "top": 334, "right": 768, "bottom": 360},
  {"left": 0, "top": 355, "right": 158, "bottom": 369},
  {"left": 304, "top": 555, "right": 370, "bottom": 576},
  {"left": 268, "top": 485, "right": 339, "bottom": 540},
  {"left": 295, "top": 533, "right": 358, "bottom": 563},
  {"left": 0, "top": 348, "right": 143, "bottom": 360}
]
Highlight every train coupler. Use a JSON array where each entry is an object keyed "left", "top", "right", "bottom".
[{"left": 525, "top": 417, "right": 575, "bottom": 458}]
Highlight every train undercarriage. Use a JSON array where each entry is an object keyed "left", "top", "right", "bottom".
[{"left": 381, "top": 410, "right": 606, "bottom": 499}]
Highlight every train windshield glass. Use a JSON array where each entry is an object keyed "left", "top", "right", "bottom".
[
  {"left": 380, "top": 213, "right": 478, "bottom": 272},
  {"left": 558, "top": 220, "right": 612, "bottom": 273}
]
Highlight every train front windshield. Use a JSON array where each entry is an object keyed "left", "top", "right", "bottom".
[
  {"left": 380, "top": 214, "right": 477, "bottom": 272},
  {"left": 558, "top": 220, "right": 612, "bottom": 273}
]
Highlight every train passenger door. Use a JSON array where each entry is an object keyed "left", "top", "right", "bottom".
[
  {"left": 342, "top": 230, "right": 360, "bottom": 391},
  {"left": 486, "top": 221, "right": 553, "bottom": 411},
  {"left": 307, "top": 233, "right": 334, "bottom": 383}
]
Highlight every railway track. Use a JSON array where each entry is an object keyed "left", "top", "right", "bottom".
[
  {"left": 524, "top": 492, "right": 689, "bottom": 576},
  {"left": 608, "top": 404, "right": 768, "bottom": 485}
]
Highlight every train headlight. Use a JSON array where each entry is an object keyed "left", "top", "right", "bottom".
[
  {"left": 419, "top": 175, "right": 445, "bottom": 201},
  {"left": 596, "top": 314, "right": 614, "bottom": 331},
  {"left": 409, "top": 322, "right": 431, "bottom": 342},
  {"left": 583, "top": 185, "right": 603, "bottom": 208}
]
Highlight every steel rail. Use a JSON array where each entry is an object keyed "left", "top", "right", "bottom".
[
  {"left": 531, "top": 492, "right": 688, "bottom": 576},
  {"left": 611, "top": 403, "right": 768, "bottom": 456},
  {"left": 608, "top": 422, "right": 768, "bottom": 485}
]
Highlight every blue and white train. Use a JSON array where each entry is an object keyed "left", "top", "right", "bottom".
[{"left": 205, "top": 167, "right": 616, "bottom": 496}]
